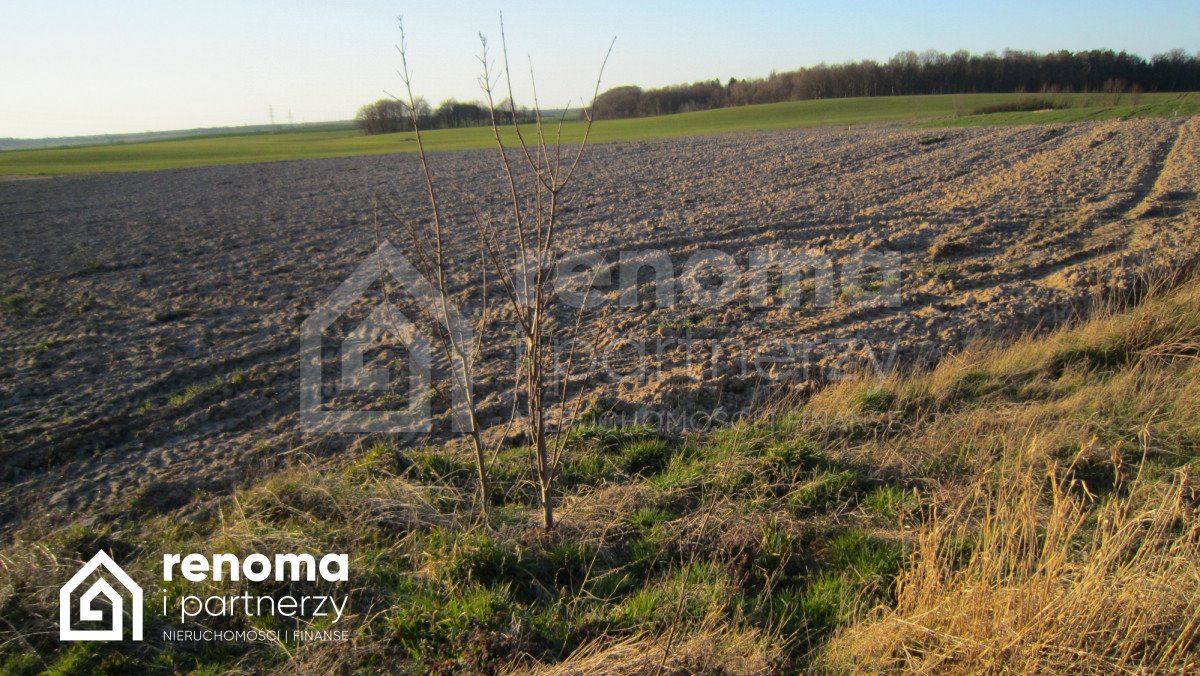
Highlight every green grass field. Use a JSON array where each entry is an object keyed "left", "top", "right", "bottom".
[{"left": 2, "top": 92, "right": 1197, "bottom": 176}]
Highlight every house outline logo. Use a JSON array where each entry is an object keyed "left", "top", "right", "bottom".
[
  {"left": 59, "top": 550, "right": 143, "bottom": 641},
  {"left": 300, "top": 240, "right": 473, "bottom": 434}
]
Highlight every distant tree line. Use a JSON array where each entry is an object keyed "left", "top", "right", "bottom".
[
  {"left": 591, "top": 48, "right": 1200, "bottom": 119},
  {"left": 355, "top": 97, "right": 539, "bottom": 134}
]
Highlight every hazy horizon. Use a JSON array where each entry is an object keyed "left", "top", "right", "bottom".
[{"left": 3, "top": 0, "right": 1197, "bottom": 139}]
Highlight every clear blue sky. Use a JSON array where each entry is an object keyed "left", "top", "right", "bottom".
[{"left": 2, "top": 0, "right": 1196, "bottom": 138}]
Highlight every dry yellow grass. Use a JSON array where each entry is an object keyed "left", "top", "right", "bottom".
[
  {"left": 810, "top": 275, "right": 1200, "bottom": 673},
  {"left": 821, "top": 444, "right": 1200, "bottom": 673},
  {"left": 525, "top": 624, "right": 777, "bottom": 675}
]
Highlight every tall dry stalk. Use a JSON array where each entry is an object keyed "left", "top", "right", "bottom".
[
  {"left": 473, "top": 17, "right": 614, "bottom": 530},
  {"left": 392, "top": 16, "right": 613, "bottom": 530},
  {"left": 392, "top": 18, "right": 494, "bottom": 516}
]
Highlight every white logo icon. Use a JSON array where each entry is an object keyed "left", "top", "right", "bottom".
[{"left": 59, "top": 550, "right": 143, "bottom": 641}]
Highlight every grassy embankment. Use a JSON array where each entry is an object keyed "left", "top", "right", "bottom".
[
  {"left": 4, "top": 273, "right": 1199, "bottom": 673},
  {"left": 2, "top": 92, "right": 1196, "bottom": 176}
]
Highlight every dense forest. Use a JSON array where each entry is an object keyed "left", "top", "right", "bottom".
[{"left": 592, "top": 48, "right": 1200, "bottom": 119}]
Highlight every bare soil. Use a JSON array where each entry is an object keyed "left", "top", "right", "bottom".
[{"left": 1, "top": 118, "right": 1198, "bottom": 536}]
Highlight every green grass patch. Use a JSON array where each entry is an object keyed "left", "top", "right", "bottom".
[
  {"left": 788, "top": 470, "right": 858, "bottom": 512},
  {"left": 925, "top": 91, "right": 1199, "bottom": 127},
  {"left": 167, "top": 371, "right": 249, "bottom": 409},
  {"left": 863, "top": 485, "right": 918, "bottom": 522},
  {"left": 852, "top": 386, "right": 897, "bottom": 414},
  {"left": 5, "top": 93, "right": 1196, "bottom": 176},
  {"left": 620, "top": 438, "right": 675, "bottom": 475}
]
